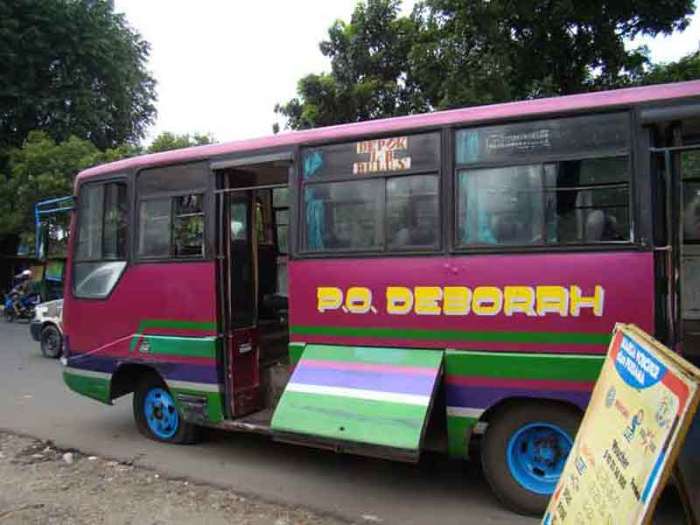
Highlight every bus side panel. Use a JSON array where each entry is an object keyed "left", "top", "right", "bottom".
[
  {"left": 62, "top": 261, "right": 224, "bottom": 423},
  {"left": 288, "top": 252, "right": 655, "bottom": 353},
  {"left": 289, "top": 251, "right": 655, "bottom": 456},
  {"left": 443, "top": 350, "right": 605, "bottom": 458}
]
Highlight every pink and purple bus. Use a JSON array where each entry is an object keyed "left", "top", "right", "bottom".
[{"left": 61, "top": 81, "right": 700, "bottom": 515}]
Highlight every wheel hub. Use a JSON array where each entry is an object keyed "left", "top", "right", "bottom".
[
  {"left": 143, "top": 387, "right": 179, "bottom": 439},
  {"left": 507, "top": 422, "right": 572, "bottom": 495}
]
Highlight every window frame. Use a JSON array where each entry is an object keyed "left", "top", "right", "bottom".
[
  {"left": 136, "top": 192, "right": 207, "bottom": 262},
  {"left": 71, "top": 175, "right": 130, "bottom": 300},
  {"left": 454, "top": 157, "right": 632, "bottom": 249},
  {"left": 293, "top": 110, "right": 646, "bottom": 260},
  {"left": 450, "top": 111, "right": 638, "bottom": 254},
  {"left": 298, "top": 130, "right": 444, "bottom": 257}
]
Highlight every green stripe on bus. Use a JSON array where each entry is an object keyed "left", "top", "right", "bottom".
[
  {"left": 129, "top": 319, "right": 217, "bottom": 351},
  {"left": 289, "top": 325, "right": 610, "bottom": 346},
  {"left": 142, "top": 335, "right": 217, "bottom": 359},
  {"left": 444, "top": 350, "right": 605, "bottom": 381},
  {"left": 301, "top": 344, "right": 443, "bottom": 368},
  {"left": 271, "top": 390, "right": 427, "bottom": 450}
]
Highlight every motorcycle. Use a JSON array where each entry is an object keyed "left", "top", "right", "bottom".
[{"left": 3, "top": 291, "right": 40, "bottom": 322}]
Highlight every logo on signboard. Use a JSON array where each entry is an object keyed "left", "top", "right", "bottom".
[
  {"left": 614, "top": 335, "right": 667, "bottom": 389},
  {"left": 654, "top": 395, "right": 674, "bottom": 429},
  {"left": 353, "top": 137, "right": 411, "bottom": 174}
]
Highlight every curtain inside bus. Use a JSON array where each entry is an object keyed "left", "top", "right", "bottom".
[{"left": 304, "top": 187, "right": 325, "bottom": 250}]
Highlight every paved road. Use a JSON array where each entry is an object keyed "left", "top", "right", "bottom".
[{"left": 0, "top": 322, "right": 528, "bottom": 525}]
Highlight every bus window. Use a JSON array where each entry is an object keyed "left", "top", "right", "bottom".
[
  {"left": 456, "top": 157, "right": 629, "bottom": 247},
  {"left": 553, "top": 157, "right": 629, "bottom": 243},
  {"left": 138, "top": 198, "right": 171, "bottom": 257},
  {"left": 137, "top": 193, "right": 205, "bottom": 259},
  {"left": 457, "top": 165, "right": 544, "bottom": 245},
  {"left": 304, "top": 179, "right": 383, "bottom": 251},
  {"left": 74, "top": 181, "right": 128, "bottom": 298},
  {"left": 387, "top": 175, "right": 439, "bottom": 249},
  {"left": 173, "top": 194, "right": 204, "bottom": 257},
  {"left": 301, "top": 132, "right": 441, "bottom": 254}
]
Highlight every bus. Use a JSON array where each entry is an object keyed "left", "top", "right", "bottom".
[{"left": 61, "top": 80, "right": 700, "bottom": 515}]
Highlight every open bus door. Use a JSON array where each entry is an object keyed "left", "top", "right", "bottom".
[{"left": 215, "top": 153, "right": 294, "bottom": 419}]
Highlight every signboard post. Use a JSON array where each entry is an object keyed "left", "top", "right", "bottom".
[{"left": 543, "top": 324, "right": 700, "bottom": 525}]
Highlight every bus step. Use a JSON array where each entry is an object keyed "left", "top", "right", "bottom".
[{"left": 220, "top": 408, "right": 274, "bottom": 435}]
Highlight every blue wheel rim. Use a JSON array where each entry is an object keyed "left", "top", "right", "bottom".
[
  {"left": 144, "top": 387, "right": 179, "bottom": 439},
  {"left": 506, "top": 422, "right": 572, "bottom": 495}
]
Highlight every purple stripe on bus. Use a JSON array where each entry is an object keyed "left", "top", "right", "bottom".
[
  {"left": 291, "top": 367, "right": 436, "bottom": 395},
  {"left": 445, "top": 384, "right": 591, "bottom": 411},
  {"left": 67, "top": 355, "right": 219, "bottom": 384},
  {"left": 67, "top": 354, "right": 116, "bottom": 374},
  {"left": 301, "top": 358, "right": 438, "bottom": 375},
  {"left": 158, "top": 362, "right": 218, "bottom": 384}
]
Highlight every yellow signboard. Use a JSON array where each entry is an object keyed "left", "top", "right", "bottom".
[{"left": 543, "top": 324, "right": 700, "bottom": 525}]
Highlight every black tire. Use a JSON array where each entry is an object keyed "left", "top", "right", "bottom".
[
  {"left": 481, "top": 401, "right": 581, "bottom": 516},
  {"left": 133, "top": 375, "right": 199, "bottom": 444},
  {"left": 40, "top": 324, "right": 63, "bottom": 358}
]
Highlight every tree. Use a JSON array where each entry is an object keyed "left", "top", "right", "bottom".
[
  {"left": 0, "top": 0, "right": 157, "bottom": 154},
  {"left": 0, "top": 132, "right": 103, "bottom": 242},
  {"left": 275, "top": 0, "right": 420, "bottom": 130},
  {"left": 415, "top": 0, "right": 694, "bottom": 106},
  {"left": 147, "top": 132, "right": 214, "bottom": 153},
  {"left": 641, "top": 50, "right": 700, "bottom": 85},
  {"left": 0, "top": 129, "right": 214, "bottom": 246},
  {"left": 276, "top": 0, "right": 695, "bottom": 130}
]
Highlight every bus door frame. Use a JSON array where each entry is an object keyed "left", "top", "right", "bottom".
[
  {"left": 212, "top": 152, "right": 293, "bottom": 419},
  {"left": 651, "top": 141, "right": 700, "bottom": 352}
]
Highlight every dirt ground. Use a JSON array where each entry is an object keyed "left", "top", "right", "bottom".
[{"left": 0, "top": 432, "right": 350, "bottom": 525}]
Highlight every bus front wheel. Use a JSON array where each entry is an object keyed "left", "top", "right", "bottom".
[
  {"left": 481, "top": 402, "right": 580, "bottom": 516},
  {"left": 133, "top": 376, "right": 199, "bottom": 444}
]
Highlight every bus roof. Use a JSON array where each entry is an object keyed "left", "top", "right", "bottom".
[{"left": 77, "top": 80, "right": 700, "bottom": 183}]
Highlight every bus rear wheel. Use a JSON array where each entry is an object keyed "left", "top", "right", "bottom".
[
  {"left": 133, "top": 376, "right": 199, "bottom": 444},
  {"left": 481, "top": 402, "right": 580, "bottom": 516}
]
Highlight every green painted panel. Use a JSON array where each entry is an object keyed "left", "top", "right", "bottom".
[
  {"left": 444, "top": 350, "right": 604, "bottom": 381},
  {"left": 290, "top": 325, "right": 610, "bottom": 345},
  {"left": 272, "top": 391, "right": 428, "bottom": 450},
  {"left": 446, "top": 415, "right": 478, "bottom": 458},
  {"left": 301, "top": 344, "right": 444, "bottom": 368},
  {"left": 271, "top": 345, "right": 443, "bottom": 453},
  {"left": 63, "top": 372, "right": 110, "bottom": 404},
  {"left": 142, "top": 335, "right": 217, "bottom": 359}
]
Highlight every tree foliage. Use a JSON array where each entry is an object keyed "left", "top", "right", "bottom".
[
  {"left": 0, "top": 130, "right": 215, "bottom": 242},
  {"left": 641, "top": 50, "right": 700, "bottom": 85},
  {"left": 147, "top": 132, "right": 214, "bottom": 154},
  {"left": 276, "top": 0, "right": 696, "bottom": 130},
  {"left": 0, "top": 132, "right": 106, "bottom": 238},
  {"left": 0, "top": 0, "right": 157, "bottom": 154},
  {"left": 275, "top": 0, "right": 420, "bottom": 130}
]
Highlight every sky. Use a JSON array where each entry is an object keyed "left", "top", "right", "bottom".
[{"left": 113, "top": 1, "right": 699, "bottom": 146}]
